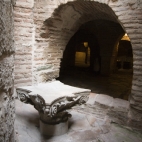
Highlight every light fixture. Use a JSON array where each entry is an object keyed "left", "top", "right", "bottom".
[{"left": 84, "top": 42, "right": 88, "bottom": 47}]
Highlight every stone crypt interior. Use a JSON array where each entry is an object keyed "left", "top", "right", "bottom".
[
  {"left": 58, "top": 21, "right": 133, "bottom": 100},
  {"left": 1, "top": 0, "right": 142, "bottom": 142}
]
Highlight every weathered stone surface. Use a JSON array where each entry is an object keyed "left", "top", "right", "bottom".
[
  {"left": 40, "top": 120, "right": 68, "bottom": 136},
  {"left": 86, "top": 93, "right": 97, "bottom": 105},
  {"left": 15, "top": 98, "right": 142, "bottom": 142},
  {"left": 14, "top": 0, "right": 34, "bottom": 87},
  {"left": 69, "top": 111, "right": 90, "bottom": 131},
  {"left": 94, "top": 94, "right": 114, "bottom": 108},
  {"left": 110, "top": 98, "right": 129, "bottom": 112},
  {"left": 16, "top": 80, "right": 90, "bottom": 138},
  {"left": 0, "top": 0, "right": 15, "bottom": 141}
]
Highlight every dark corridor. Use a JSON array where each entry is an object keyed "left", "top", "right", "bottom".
[
  {"left": 57, "top": 66, "right": 132, "bottom": 100},
  {"left": 58, "top": 20, "right": 133, "bottom": 100}
]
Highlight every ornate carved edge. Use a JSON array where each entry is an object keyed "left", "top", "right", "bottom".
[{"left": 16, "top": 88, "right": 89, "bottom": 124}]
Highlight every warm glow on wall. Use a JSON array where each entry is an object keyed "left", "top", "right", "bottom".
[
  {"left": 84, "top": 42, "right": 88, "bottom": 47},
  {"left": 75, "top": 42, "right": 90, "bottom": 67},
  {"left": 121, "top": 33, "right": 130, "bottom": 41}
]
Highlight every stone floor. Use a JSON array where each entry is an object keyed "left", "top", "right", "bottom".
[
  {"left": 58, "top": 67, "right": 133, "bottom": 100},
  {"left": 15, "top": 93, "right": 142, "bottom": 142},
  {"left": 15, "top": 68, "right": 142, "bottom": 142}
]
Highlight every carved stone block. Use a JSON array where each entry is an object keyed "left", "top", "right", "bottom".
[{"left": 16, "top": 81, "right": 90, "bottom": 135}]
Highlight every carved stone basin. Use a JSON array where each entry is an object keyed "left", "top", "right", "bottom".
[{"left": 16, "top": 81, "right": 91, "bottom": 136}]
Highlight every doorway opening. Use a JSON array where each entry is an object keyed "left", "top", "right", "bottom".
[{"left": 57, "top": 20, "right": 133, "bottom": 100}]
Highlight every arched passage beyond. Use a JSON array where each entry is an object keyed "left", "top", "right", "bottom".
[
  {"left": 57, "top": 19, "right": 133, "bottom": 100},
  {"left": 59, "top": 19, "right": 125, "bottom": 76},
  {"left": 36, "top": 1, "right": 122, "bottom": 82},
  {"left": 30, "top": 0, "right": 142, "bottom": 127}
]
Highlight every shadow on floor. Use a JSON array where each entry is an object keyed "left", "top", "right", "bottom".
[{"left": 57, "top": 67, "right": 133, "bottom": 100}]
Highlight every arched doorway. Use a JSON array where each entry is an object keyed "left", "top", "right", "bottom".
[
  {"left": 31, "top": 0, "right": 142, "bottom": 125},
  {"left": 57, "top": 19, "right": 133, "bottom": 100}
]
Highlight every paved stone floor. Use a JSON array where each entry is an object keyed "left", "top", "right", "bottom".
[
  {"left": 58, "top": 68, "right": 133, "bottom": 100},
  {"left": 15, "top": 93, "right": 142, "bottom": 142},
  {"left": 15, "top": 68, "right": 142, "bottom": 142}
]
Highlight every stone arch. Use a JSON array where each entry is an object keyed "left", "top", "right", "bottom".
[
  {"left": 33, "top": 0, "right": 142, "bottom": 124},
  {"left": 34, "top": 1, "right": 121, "bottom": 82},
  {"left": 59, "top": 19, "right": 125, "bottom": 76}
]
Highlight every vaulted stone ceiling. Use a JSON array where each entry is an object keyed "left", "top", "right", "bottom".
[
  {"left": 79, "top": 20, "right": 123, "bottom": 35},
  {"left": 44, "top": 1, "right": 119, "bottom": 32}
]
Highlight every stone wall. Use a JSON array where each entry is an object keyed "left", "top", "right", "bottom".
[
  {"left": 32, "top": 0, "right": 62, "bottom": 84},
  {"left": 14, "top": 0, "right": 34, "bottom": 87},
  {"left": 0, "top": 0, "right": 15, "bottom": 141},
  {"left": 14, "top": 0, "right": 142, "bottom": 123}
]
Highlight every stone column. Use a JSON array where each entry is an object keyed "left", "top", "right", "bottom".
[{"left": 0, "top": 0, "right": 15, "bottom": 141}]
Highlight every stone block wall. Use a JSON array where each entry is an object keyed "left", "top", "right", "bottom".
[
  {"left": 14, "top": 0, "right": 34, "bottom": 87},
  {"left": 0, "top": 1, "right": 15, "bottom": 141},
  {"left": 32, "top": 0, "right": 73, "bottom": 83},
  {"left": 13, "top": 0, "right": 142, "bottom": 123},
  {"left": 109, "top": 0, "right": 142, "bottom": 122}
]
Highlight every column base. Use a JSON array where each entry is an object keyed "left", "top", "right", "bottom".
[{"left": 40, "top": 120, "right": 68, "bottom": 136}]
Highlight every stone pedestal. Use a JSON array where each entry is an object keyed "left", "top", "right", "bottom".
[
  {"left": 16, "top": 81, "right": 90, "bottom": 135},
  {"left": 40, "top": 120, "right": 68, "bottom": 136}
]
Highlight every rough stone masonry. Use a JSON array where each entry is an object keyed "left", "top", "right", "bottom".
[{"left": 0, "top": 0, "right": 16, "bottom": 141}]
